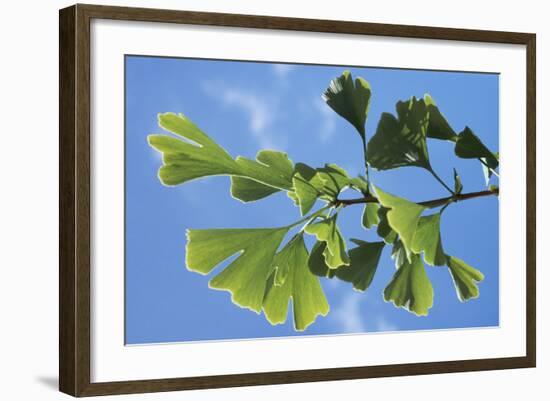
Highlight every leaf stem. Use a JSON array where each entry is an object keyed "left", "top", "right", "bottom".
[
  {"left": 428, "top": 167, "right": 454, "bottom": 195},
  {"left": 335, "top": 187, "right": 499, "bottom": 209},
  {"left": 285, "top": 205, "right": 332, "bottom": 230}
]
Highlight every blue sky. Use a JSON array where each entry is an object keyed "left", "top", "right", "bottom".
[{"left": 125, "top": 56, "right": 499, "bottom": 344}]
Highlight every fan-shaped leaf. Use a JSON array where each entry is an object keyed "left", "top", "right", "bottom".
[
  {"left": 186, "top": 226, "right": 288, "bottom": 312},
  {"left": 367, "top": 97, "right": 431, "bottom": 171},
  {"left": 411, "top": 213, "right": 446, "bottom": 266},
  {"left": 322, "top": 71, "right": 371, "bottom": 138},
  {"left": 304, "top": 215, "right": 350, "bottom": 268},
  {"left": 374, "top": 186, "right": 426, "bottom": 259},
  {"left": 447, "top": 256, "right": 484, "bottom": 302},
  {"left": 424, "top": 94, "right": 457, "bottom": 141},
  {"left": 307, "top": 240, "right": 385, "bottom": 292},
  {"left": 149, "top": 114, "right": 294, "bottom": 201},
  {"left": 263, "top": 234, "right": 329, "bottom": 330},
  {"left": 384, "top": 254, "right": 434, "bottom": 316}
]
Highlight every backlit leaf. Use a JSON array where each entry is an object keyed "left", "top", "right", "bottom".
[
  {"left": 384, "top": 254, "right": 434, "bottom": 316},
  {"left": 447, "top": 256, "right": 484, "bottom": 302},
  {"left": 304, "top": 215, "right": 350, "bottom": 268},
  {"left": 263, "top": 234, "right": 329, "bottom": 331},
  {"left": 322, "top": 71, "right": 371, "bottom": 138},
  {"left": 149, "top": 114, "right": 294, "bottom": 200},
  {"left": 186, "top": 226, "right": 288, "bottom": 312},
  {"left": 367, "top": 96, "right": 431, "bottom": 171},
  {"left": 411, "top": 213, "right": 446, "bottom": 266},
  {"left": 374, "top": 186, "right": 426, "bottom": 259}
]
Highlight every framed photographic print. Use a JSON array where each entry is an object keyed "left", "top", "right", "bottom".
[{"left": 59, "top": 4, "right": 536, "bottom": 397}]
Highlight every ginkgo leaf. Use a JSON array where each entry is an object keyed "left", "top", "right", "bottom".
[
  {"left": 367, "top": 96, "right": 431, "bottom": 171},
  {"left": 377, "top": 207, "right": 397, "bottom": 244},
  {"left": 148, "top": 113, "right": 240, "bottom": 185},
  {"left": 307, "top": 239, "right": 385, "bottom": 292},
  {"left": 411, "top": 213, "right": 446, "bottom": 266},
  {"left": 149, "top": 113, "right": 294, "bottom": 198},
  {"left": 307, "top": 241, "right": 337, "bottom": 278},
  {"left": 230, "top": 177, "right": 280, "bottom": 202},
  {"left": 455, "top": 127, "right": 499, "bottom": 166},
  {"left": 230, "top": 150, "right": 295, "bottom": 202},
  {"left": 263, "top": 234, "right": 329, "bottom": 330},
  {"left": 291, "top": 163, "right": 346, "bottom": 215},
  {"left": 316, "top": 164, "right": 351, "bottom": 195},
  {"left": 293, "top": 173, "right": 319, "bottom": 215},
  {"left": 424, "top": 94, "right": 457, "bottom": 141},
  {"left": 322, "top": 71, "right": 371, "bottom": 138},
  {"left": 384, "top": 253, "right": 434, "bottom": 316},
  {"left": 362, "top": 203, "right": 380, "bottom": 229},
  {"left": 186, "top": 226, "right": 288, "bottom": 312},
  {"left": 335, "top": 239, "right": 385, "bottom": 291},
  {"left": 453, "top": 168, "right": 463, "bottom": 194},
  {"left": 374, "top": 186, "right": 426, "bottom": 259},
  {"left": 447, "top": 255, "right": 484, "bottom": 302},
  {"left": 304, "top": 215, "right": 350, "bottom": 268}
]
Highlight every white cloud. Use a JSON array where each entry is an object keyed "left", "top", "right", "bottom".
[
  {"left": 330, "top": 292, "right": 366, "bottom": 333},
  {"left": 272, "top": 64, "right": 295, "bottom": 79},
  {"left": 314, "top": 97, "right": 337, "bottom": 143},
  {"left": 201, "top": 82, "right": 285, "bottom": 150}
]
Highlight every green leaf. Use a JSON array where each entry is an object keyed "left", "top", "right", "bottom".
[
  {"left": 453, "top": 168, "right": 463, "bottom": 194},
  {"left": 307, "top": 239, "right": 385, "bottom": 292},
  {"left": 455, "top": 127, "right": 499, "bottom": 165},
  {"left": 367, "top": 96, "right": 431, "bottom": 171},
  {"left": 148, "top": 113, "right": 240, "bottom": 185},
  {"left": 374, "top": 186, "right": 426, "bottom": 259},
  {"left": 293, "top": 173, "right": 320, "bottom": 215},
  {"left": 186, "top": 226, "right": 288, "bottom": 312},
  {"left": 362, "top": 203, "right": 380, "bottom": 229},
  {"left": 316, "top": 164, "right": 351, "bottom": 195},
  {"left": 335, "top": 239, "right": 385, "bottom": 291},
  {"left": 230, "top": 150, "right": 295, "bottom": 202},
  {"left": 447, "top": 256, "right": 484, "bottom": 302},
  {"left": 391, "top": 240, "right": 407, "bottom": 269},
  {"left": 230, "top": 177, "right": 280, "bottom": 202},
  {"left": 304, "top": 215, "right": 350, "bottom": 268},
  {"left": 424, "top": 94, "right": 457, "bottom": 141},
  {"left": 384, "top": 254, "right": 434, "bottom": 316},
  {"left": 411, "top": 213, "right": 446, "bottom": 266},
  {"left": 308, "top": 241, "right": 337, "bottom": 278},
  {"left": 263, "top": 234, "right": 329, "bottom": 331},
  {"left": 149, "top": 114, "right": 294, "bottom": 200},
  {"left": 322, "top": 71, "right": 371, "bottom": 138},
  {"left": 377, "top": 207, "right": 397, "bottom": 244},
  {"left": 290, "top": 163, "right": 348, "bottom": 215}
]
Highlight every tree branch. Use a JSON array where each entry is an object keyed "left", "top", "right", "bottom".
[{"left": 334, "top": 188, "right": 499, "bottom": 209}]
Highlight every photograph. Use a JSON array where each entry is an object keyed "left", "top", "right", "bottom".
[{"left": 125, "top": 56, "right": 500, "bottom": 344}]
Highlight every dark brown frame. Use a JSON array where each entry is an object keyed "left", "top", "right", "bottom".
[{"left": 59, "top": 3, "right": 536, "bottom": 397}]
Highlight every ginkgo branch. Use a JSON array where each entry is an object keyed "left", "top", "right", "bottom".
[{"left": 334, "top": 187, "right": 499, "bottom": 209}]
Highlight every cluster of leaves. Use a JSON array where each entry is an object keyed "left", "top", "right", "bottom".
[{"left": 148, "top": 71, "right": 499, "bottom": 331}]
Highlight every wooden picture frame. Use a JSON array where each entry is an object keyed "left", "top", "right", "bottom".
[{"left": 59, "top": 3, "right": 536, "bottom": 397}]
